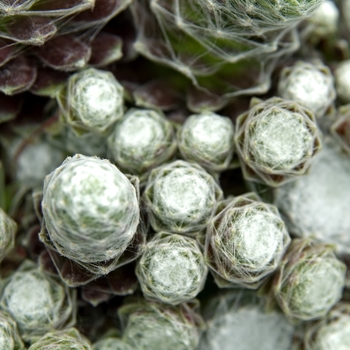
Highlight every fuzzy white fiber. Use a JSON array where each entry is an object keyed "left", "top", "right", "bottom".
[{"left": 275, "top": 138, "right": 350, "bottom": 253}]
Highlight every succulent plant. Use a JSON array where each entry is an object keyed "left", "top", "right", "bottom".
[
  {"left": 272, "top": 239, "right": 346, "bottom": 321},
  {"left": 57, "top": 68, "right": 124, "bottom": 135},
  {"left": 304, "top": 303, "right": 350, "bottom": 350},
  {"left": 131, "top": 0, "right": 320, "bottom": 109},
  {"left": 0, "top": 310, "right": 25, "bottom": 350},
  {"left": 235, "top": 97, "right": 322, "bottom": 186},
  {"left": 119, "top": 299, "right": 204, "bottom": 350},
  {"left": 0, "top": 208, "right": 17, "bottom": 262},
  {"left": 205, "top": 193, "right": 291, "bottom": 289},
  {"left": 278, "top": 60, "right": 336, "bottom": 118},
  {"left": 200, "top": 290, "right": 295, "bottom": 350},
  {"left": 177, "top": 112, "right": 235, "bottom": 172},
  {"left": 143, "top": 160, "right": 223, "bottom": 234},
  {"left": 0, "top": 260, "right": 76, "bottom": 342},
  {"left": 303, "top": 0, "right": 339, "bottom": 40},
  {"left": 136, "top": 232, "right": 208, "bottom": 305},
  {"left": 40, "top": 154, "right": 141, "bottom": 276},
  {"left": 29, "top": 328, "right": 92, "bottom": 350},
  {"left": 274, "top": 137, "right": 350, "bottom": 254},
  {"left": 107, "top": 108, "right": 176, "bottom": 178}
]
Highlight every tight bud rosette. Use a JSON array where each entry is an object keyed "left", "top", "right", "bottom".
[
  {"left": 108, "top": 108, "right": 176, "bottom": 178},
  {"left": 57, "top": 68, "right": 124, "bottom": 134},
  {"left": 177, "top": 112, "right": 235, "bottom": 172},
  {"left": 0, "top": 311, "right": 25, "bottom": 350},
  {"left": 136, "top": 232, "right": 207, "bottom": 305},
  {"left": 0, "top": 208, "right": 17, "bottom": 262},
  {"left": 278, "top": 61, "right": 335, "bottom": 118},
  {"left": 143, "top": 160, "right": 223, "bottom": 234},
  {"left": 235, "top": 97, "right": 322, "bottom": 186},
  {"left": 119, "top": 300, "right": 204, "bottom": 350},
  {"left": 40, "top": 155, "right": 140, "bottom": 275},
  {"left": 205, "top": 193, "right": 291, "bottom": 289},
  {"left": 29, "top": 328, "right": 92, "bottom": 350},
  {"left": 0, "top": 260, "right": 76, "bottom": 342},
  {"left": 304, "top": 303, "right": 350, "bottom": 350},
  {"left": 272, "top": 239, "right": 346, "bottom": 321}
]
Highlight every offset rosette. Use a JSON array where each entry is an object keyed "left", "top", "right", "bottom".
[
  {"left": 136, "top": 232, "right": 207, "bottom": 305},
  {"left": 272, "top": 239, "right": 346, "bottom": 321},
  {"left": 29, "top": 328, "right": 92, "bottom": 350},
  {"left": 143, "top": 160, "right": 223, "bottom": 234},
  {"left": 278, "top": 61, "right": 335, "bottom": 118},
  {"left": 0, "top": 311, "right": 25, "bottom": 350},
  {"left": 40, "top": 154, "right": 140, "bottom": 276},
  {"left": 0, "top": 260, "right": 76, "bottom": 342},
  {"left": 108, "top": 108, "right": 176, "bottom": 179},
  {"left": 0, "top": 208, "right": 17, "bottom": 262},
  {"left": 205, "top": 193, "right": 290, "bottom": 288},
  {"left": 177, "top": 112, "right": 235, "bottom": 172},
  {"left": 235, "top": 97, "right": 322, "bottom": 186},
  {"left": 304, "top": 303, "right": 350, "bottom": 350},
  {"left": 119, "top": 300, "right": 204, "bottom": 350},
  {"left": 57, "top": 68, "right": 124, "bottom": 134}
]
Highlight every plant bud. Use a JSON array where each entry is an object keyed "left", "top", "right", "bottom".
[
  {"left": 108, "top": 108, "right": 176, "bottom": 178},
  {"left": 205, "top": 193, "right": 290, "bottom": 288},
  {"left": 57, "top": 68, "right": 124, "bottom": 134},
  {"left": 143, "top": 160, "right": 223, "bottom": 234},
  {"left": 177, "top": 112, "right": 235, "bottom": 172},
  {"left": 136, "top": 232, "right": 207, "bottom": 305},
  {"left": 41, "top": 155, "right": 140, "bottom": 275},
  {"left": 273, "top": 239, "right": 346, "bottom": 321},
  {"left": 235, "top": 97, "right": 322, "bottom": 186}
]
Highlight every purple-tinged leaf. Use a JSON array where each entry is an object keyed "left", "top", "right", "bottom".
[
  {"left": 89, "top": 31, "right": 122, "bottom": 67},
  {"left": 0, "top": 56, "right": 37, "bottom": 95},
  {"left": 133, "top": 79, "right": 182, "bottom": 111},
  {"left": 35, "top": 35, "right": 91, "bottom": 71},
  {"left": 31, "top": 66, "right": 69, "bottom": 97},
  {"left": 2, "top": 16, "right": 57, "bottom": 45}
]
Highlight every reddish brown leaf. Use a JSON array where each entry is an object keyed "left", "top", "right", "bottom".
[
  {"left": 0, "top": 56, "right": 37, "bottom": 95},
  {"left": 35, "top": 35, "right": 91, "bottom": 71}
]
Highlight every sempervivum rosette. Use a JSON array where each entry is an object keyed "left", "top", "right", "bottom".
[
  {"left": 205, "top": 193, "right": 291, "bottom": 289},
  {"left": 118, "top": 299, "right": 204, "bottom": 350},
  {"left": 143, "top": 160, "right": 223, "bottom": 234},
  {"left": 57, "top": 68, "right": 124, "bottom": 135},
  {"left": 0, "top": 260, "right": 76, "bottom": 342},
  {"left": 130, "top": 0, "right": 323, "bottom": 110},
  {"left": 235, "top": 97, "right": 322, "bottom": 186},
  {"left": 272, "top": 239, "right": 346, "bottom": 321},
  {"left": 40, "top": 154, "right": 141, "bottom": 281}
]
